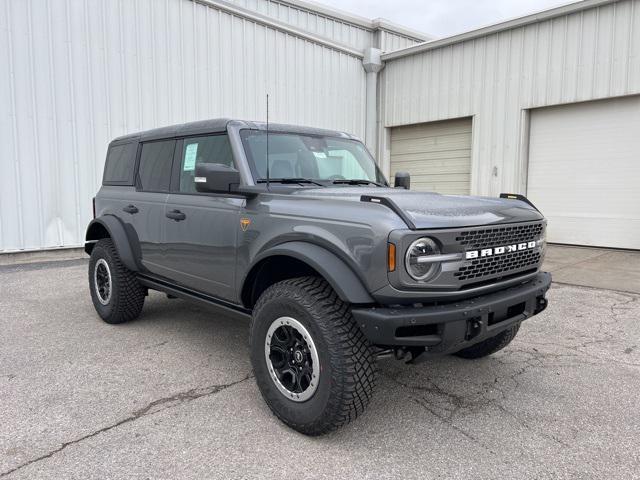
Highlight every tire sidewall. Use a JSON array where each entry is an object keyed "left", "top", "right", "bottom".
[
  {"left": 88, "top": 242, "right": 120, "bottom": 321},
  {"left": 251, "top": 294, "right": 334, "bottom": 427}
]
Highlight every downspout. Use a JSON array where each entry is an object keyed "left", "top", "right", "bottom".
[{"left": 362, "top": 48, "right": 383, "bottom": 155}]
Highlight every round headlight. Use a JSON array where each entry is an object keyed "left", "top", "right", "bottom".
[{"left": 405, "top": 237, "right": 440, "bottom": 281}]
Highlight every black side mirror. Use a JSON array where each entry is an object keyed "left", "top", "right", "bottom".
[
  {"left": 394, "top": 171, "right": 410, "bottom": 190},
  {"left": 195, "top": 163, "right": 241, "bottom": 194}
]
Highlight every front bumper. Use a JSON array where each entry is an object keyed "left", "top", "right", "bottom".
[{"left": 351, "top": 272, "right": 552, "bottom": 354}]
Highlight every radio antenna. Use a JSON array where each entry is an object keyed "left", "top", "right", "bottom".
[{"left": 265, "top": 94, "right": 270, "bottom": 190}]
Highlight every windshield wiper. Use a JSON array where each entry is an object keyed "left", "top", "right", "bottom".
[
  {"left": 331, "top": 179, "right": 385, "bottom": 187},
  {"left": 257, "top": 177, "right": 324, "bottom": 187}
]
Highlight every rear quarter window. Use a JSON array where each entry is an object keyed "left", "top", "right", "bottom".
[{"left": 103, "top": 142, "right": 138, "bottom": 185}]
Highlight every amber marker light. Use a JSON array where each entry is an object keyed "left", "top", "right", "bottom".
[{"left": 388, "top": 243, "right": 396, "bottom": 272}]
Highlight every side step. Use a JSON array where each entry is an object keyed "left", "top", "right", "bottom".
[{"left": 138, "top": 274, "right": 251, "bottom": 319}]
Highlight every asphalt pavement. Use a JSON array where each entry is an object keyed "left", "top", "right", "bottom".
[{"left": 1, "top": 259, "right": 639, "bottom": 479}]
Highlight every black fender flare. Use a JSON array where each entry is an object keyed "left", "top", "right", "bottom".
[
  {"left": 84, "top": 215, "right": 140, "bottom": 272},
  {"left": 246, "top": 241, "right": 375, "bottom": 305}
]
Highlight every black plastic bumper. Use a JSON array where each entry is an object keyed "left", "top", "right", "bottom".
[{"left": 351, "top": 272, "right": 552, "bottom": 354}]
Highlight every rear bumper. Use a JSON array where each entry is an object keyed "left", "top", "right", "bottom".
[{"left": 351, "top": 272, "right": 552, "bottom": 354}]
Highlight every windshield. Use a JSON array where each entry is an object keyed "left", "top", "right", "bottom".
[{"left": 240, "top": 130, "right": 387, "bottom": 186}]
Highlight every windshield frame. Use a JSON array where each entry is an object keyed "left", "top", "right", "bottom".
[{"left": 239, "top": 129, "right": 389, "bottom": 187}]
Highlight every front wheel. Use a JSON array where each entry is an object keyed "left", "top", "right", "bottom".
[
  {"left": 454, "top": 324, "right": 520, "bottom": 359},
  {"left": 250, "top": 277, "right": 376, "bottom": 436}
]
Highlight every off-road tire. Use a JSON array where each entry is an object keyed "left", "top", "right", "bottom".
[
  {"left": 88, "top": 238, "right": 145, "bottom": 324},
  {"left": 454, "top": 324, "right": 520, "bottom": 359},
  {"left": 250, "top": 276, "right": 376, "bottom": 436}
]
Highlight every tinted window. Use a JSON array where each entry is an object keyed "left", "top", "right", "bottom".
[
  {"left": 103, "top": 142, "right": 137, "bottom": 184},
  {"left": 240, "top": 131, "right": 385, "bottom": 184},
  {"left": 137, "top": 140, "right": 176, "bottom": 192},
  {"left": 179, "top": 135, "right": 234, "bottom": 193}
]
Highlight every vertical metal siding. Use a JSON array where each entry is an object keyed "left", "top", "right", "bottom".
[
  {"left": 227, "top": 0, "right": 373, "bottom": 49},
  {"left": 0, "top": 0, "right": 366, "bottom": 252},
  {"left": 381, "top": 0, "right": 640, "bottom": 196}
]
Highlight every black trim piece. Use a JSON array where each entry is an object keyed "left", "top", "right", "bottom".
[
  {"left": 352, "top": 271, "right": 551, "bottom": 348},
  {"left": 499, "top": 193, "right": 540, "bottom": 212},
  {"left": 138, "top": 274, "right": 251, "bottom": 318},
  {"left": 360, "top": 195, "right": 416, "bottom": 229}
]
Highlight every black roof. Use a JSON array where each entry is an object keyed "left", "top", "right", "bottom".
[{"left": 111, "top": 118, "right": 358, "bottom": 144}]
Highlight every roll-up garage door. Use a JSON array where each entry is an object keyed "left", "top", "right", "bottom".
[
  {"left": 527, "top": 96, "right": 640, "bottom": 249},
  {"left": 390, "top": 117, "right": 472, "bottom": 195}
]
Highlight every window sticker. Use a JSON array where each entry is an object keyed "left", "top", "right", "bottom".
[{"left": 183, "top": 143, "right": 198, "bottom": 171}]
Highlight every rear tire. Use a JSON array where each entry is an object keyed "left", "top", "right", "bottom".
[
  {"left": 250, "top": 276, "right": 376, "bottom": 436},
  {"left": 88, "top": 238, "right": 145, "bottom": 324},
  {"left": 454, "top": 324, "right": 520, "bottom": 359}
]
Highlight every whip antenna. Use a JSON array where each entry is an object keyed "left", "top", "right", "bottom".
[{"left": 266, "top": 94, "right": 270, "bottom": 190}]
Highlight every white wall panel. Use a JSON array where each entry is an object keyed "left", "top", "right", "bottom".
[
  {"left": 0, "top": 0, "right": 367, "bottom": 252},
  {"left": 381, "top": 0, "right": 640, "bottom": 197},
  {"left": 226, "top": 0, "right": 425, "bottom": 51},
  {"left": 227, "top": 0, "right": 373, "bottom": 49}
]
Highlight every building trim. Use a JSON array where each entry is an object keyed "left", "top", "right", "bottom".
[
  {"left": 382, "top": 0, "right": 620, "bottom": 60},
  {"left": 270, "top": 0, "right": 431, "bottom": 41},
  {"left": 192, "top": 0, "right": 364, "bottom": 57}
]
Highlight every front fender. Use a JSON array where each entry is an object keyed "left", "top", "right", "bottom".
[
  {"left": 85, "top": 215, "right": 140, "bottom": 272},
  {"left": 247, "top": 241, "right": 375, "bottom": 305}
]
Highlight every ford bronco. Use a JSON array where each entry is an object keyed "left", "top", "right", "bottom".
[{"left": 85, "top": 119, "right": 551, "bottom": 435}]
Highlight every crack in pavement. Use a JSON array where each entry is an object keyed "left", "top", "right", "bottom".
[
  {"left": 382, "top": 372, "right": 501, "bottom": 455},
  {"left": 0, "top": 375, "right": 253, "bottom": 478}
]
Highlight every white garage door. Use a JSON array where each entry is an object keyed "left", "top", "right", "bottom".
[
  {"left": 390, "top": 117, "right": 472, "bottom": 195},
  {"left": 527, "top": 96, "right": 640, "bottom": 249}
]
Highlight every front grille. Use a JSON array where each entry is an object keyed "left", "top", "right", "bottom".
[
  {"left": 453, "top": 221, "right": 545, "bottom": 282},
  {"left": 456, "top": 223, "right": 544, "bottom": 249},
  {"left": 455, "top": 249, "right": 541, "bottom": 281}
]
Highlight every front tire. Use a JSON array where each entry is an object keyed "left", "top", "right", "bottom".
[
  {"left": 88, "top": 238, "right": 145, "bottom": 324},
  {"left": 454, "top": 324, "right": 520, "bottom": 359},
  {"left": 250, "top": 277, "right": 376, "bottom": 435}
]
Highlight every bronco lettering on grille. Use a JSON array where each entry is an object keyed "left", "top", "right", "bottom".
[{"left": 465, "top": 241, "right": 537, "bottom": 260}]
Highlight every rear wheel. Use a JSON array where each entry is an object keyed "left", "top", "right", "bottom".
[
  {"left": 250, "top": 276, "right": 376, "bottom": 435},
  {"left": 88, "top": 238, "right": 145, "bottom": 324},
  {"left": 454, "top": 324, "right": 520, "bottom": 359}
]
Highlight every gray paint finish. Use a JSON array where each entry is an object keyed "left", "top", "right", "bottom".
[{"left": 92, "top": 118, "right": 546, "bottom": 309}]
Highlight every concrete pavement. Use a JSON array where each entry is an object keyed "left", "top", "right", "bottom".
[{"left": 1, "top": 258, "right": 639, "bottom": 479}]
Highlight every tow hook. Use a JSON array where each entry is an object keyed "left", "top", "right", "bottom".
[{"left": 465, "top": 317, "right": 482, "bottom": 341}]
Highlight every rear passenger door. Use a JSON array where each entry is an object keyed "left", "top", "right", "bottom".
[
  {"left": 123, "top": 139, "right": 176, "bottom": 276},
  {"left": 162, "top": 134, "right": 243, "bottom": 301}
]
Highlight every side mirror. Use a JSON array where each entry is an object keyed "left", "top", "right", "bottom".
[
  {"left": 394, "top": 171, "right": 410, "bottom": 190},
  {"left": 195, "top": 163, "right": 241, "bottom": 194}
]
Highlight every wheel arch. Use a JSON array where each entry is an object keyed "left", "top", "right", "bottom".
[
  {"left": 241, "top": 242, "right": 375, "bottom": 309},
  {"left": 85, "top": 215, "right": 139, "bottom": 272}
]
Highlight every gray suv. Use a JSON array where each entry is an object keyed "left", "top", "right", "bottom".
[{"left": 85, "top": 118, "right": 551, "bottom": 435}]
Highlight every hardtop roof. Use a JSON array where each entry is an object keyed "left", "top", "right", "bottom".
[{"left": 110, "top": 118, "right": 358, "bottom": 144}]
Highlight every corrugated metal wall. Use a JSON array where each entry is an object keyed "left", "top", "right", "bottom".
[
  {"left": 227, "top": 0, "right": 373, "bottom": 49},
  {"left": 380, "top": 0, "right": 640, "bottom": 196},
  {"left": 377, "top": 29, "right": 422, "bottom": 52},
  {"left": 226, "top": 0, "right": 424, "bottom": 51},
  {"left": 0, "top": 0, "right": 367, "bottom": 252}
]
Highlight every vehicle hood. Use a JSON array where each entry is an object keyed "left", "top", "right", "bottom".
[{"left": 290, "top": 187, "right": 543, "bottom": 229}]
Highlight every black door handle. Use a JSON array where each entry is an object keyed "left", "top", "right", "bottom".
[
  {"left": 166, "top": 210, "right": 186, "bottom": 221},
  {"left": 122, "top": 205, "right": 138, "bottom": 214}
]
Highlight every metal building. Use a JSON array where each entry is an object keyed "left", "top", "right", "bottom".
[
  {"left": 2, "top": 0, "right": 639, "bottom": 253},
  {"left": 0, "top": 0, "right": 426, "bottom": 253},
  {"left": 379, "top": 0, "right": 640, "bottom": 249}
]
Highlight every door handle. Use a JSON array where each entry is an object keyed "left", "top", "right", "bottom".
[
  {"left": 166, "top": 209, "right": 186, "bottom": 221},
  {"left": 122, "top": 205, "right": 138, "bottom": 214}
]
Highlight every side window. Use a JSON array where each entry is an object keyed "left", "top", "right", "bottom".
[
  {"left": 137, "top": 140, "right": 176, "bottom": 192},
  {"left": 103, "top": 142, "right": 137, "bottom": 185},
  {"left": 179, "top": 135, "right": 234, "bottom": 193}
]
